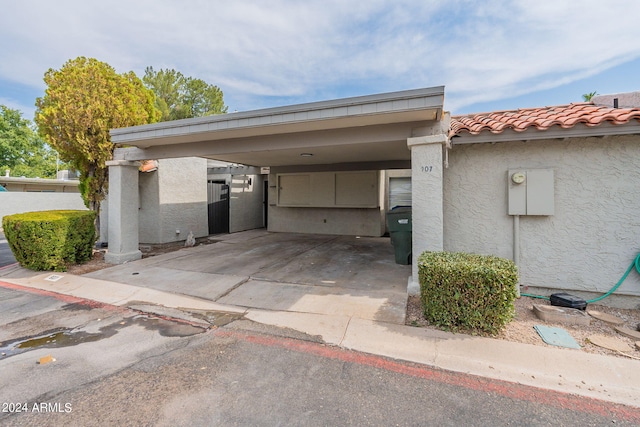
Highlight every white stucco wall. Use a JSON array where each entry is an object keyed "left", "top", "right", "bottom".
[
  {"left": 443, "top": 135, "right": 640, "bottom": 303},
  {"left": 266, "top": 172, "right": 385, "bottom": 237},
  {"left": 268, "top": 205, "right": 384, "bottom": 236},
  {"left": 228, "top": 173, "right": 265, "bottom": 233},
  {"left": 138, "top": 169, "right": 161, "bottom": 243},
  {"left": 0, "top": 193, "right": 87, "bottom": 225},
  {"left": 137, "top": 157, "right": 208, "bottom": 244}
]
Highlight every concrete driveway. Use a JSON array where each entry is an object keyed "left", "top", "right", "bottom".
[{"left": 85, "top": 230, "right": 411, "bottom": 324}]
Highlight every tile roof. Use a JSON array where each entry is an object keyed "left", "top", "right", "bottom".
[
  {"left": 139, "top": 159, "right": 158, "bottom": 172},
  {"left": 450, "top": 102, "right": 640, "bottom": 138}
]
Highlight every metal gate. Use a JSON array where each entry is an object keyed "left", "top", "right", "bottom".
[{"left": 207, "top": 180, "right": 229, "bottom": 234}]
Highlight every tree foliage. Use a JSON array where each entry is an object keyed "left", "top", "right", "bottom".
[
  {"left": 35, "top": 57, "right": 160, "bottom": 213},
  {"left": 582, "top": 91, "right": 598, "bottom": 102},
  {"left": 0, "top": 105, "right": 58, "bottom": 178},
  {"left": 143, "top": 67, "right": 228, "bottom": 121}
]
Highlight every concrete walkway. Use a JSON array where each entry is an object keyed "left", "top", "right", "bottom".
[{"left": 1, "top": 230, "right": 639, "bottom": 408}]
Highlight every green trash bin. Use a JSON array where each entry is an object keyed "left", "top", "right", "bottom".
[{"left": 387, "top": 206, "right": 412, "bottom": 265}]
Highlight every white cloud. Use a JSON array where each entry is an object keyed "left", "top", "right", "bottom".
[
  {"left": 0, "top": 0, "right": 639, "bottom": 114},
  {"left": 440, "top": 0, "right": 640, "bottom": 109}
]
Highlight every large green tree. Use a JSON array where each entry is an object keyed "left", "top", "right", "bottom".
[
  {"left": 35, "top": 57, "right": 160, "bottom": 216},
  {"left": 0, "top": 105, "right": 58, "bottom": 178},
  {"left": 143, "top": 67, "right": 228, "bottom": 121}
]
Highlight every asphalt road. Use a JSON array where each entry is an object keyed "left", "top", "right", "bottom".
[
  {"left": 1, "top": 284, "right": 639, "bottom": 426},
  {"left": 0, "top": 232, "right": 17, "bottom": 268}
]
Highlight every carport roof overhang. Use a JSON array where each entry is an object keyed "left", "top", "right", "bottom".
[{"left": 110, "top": 86, "right": 445, "bottom": 168}]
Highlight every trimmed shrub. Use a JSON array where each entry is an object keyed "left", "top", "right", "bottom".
[
  {"left": 418, "top": 251, "right": 518, "bottom": 335},
  {"left": 2, "top": 210, "right": 96, "bottom": 272}
]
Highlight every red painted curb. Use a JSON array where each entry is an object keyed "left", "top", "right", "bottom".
[
  {"left": 0, "top": 280, "right": 208, "bottom": 328},
  {"left": 0, "top": 280, "right": 125, "bottom": 313},
  {"left": 215, "top": 329, "right": 640, "bottom": 423},
  {"left": 0, "top": 262, "right": 19, "bottom": 271}
]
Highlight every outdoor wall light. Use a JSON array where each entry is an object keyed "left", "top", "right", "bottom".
[{"left": 300, "top": 153, "right": 314, "bottom": 157}]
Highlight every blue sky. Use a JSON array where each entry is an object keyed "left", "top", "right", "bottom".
[{"left": 1, "top": 0, "right": 639, "bottom": 121}]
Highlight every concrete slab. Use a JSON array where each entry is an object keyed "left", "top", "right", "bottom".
[
  {"left": 127, "top": 304, "right": 212, "bottom": 327},
  {"left": 209, "top": 228, "right": 270, "bottom": 243},
  {"left": 8, "top": 273, "right": 86, "bottom": 293},
  {"left": 587, "top": 309, "right": 625, "bottom": 326},
  {"left": 118, "top": 287, "right": 245, "bottom": 313},
  {"left": 615, "top": 326, "right": 640, "bottom": 340},
  {"left": 254, "top": 236, "right": 410, "bottom": 291},
  {"left": 161, "top": 233, "right": 339, "bottom": 276},
  {"left": 4, "top": 273, "right": 139, "bottom": 305},
  {"left": 1, "top": 274, "right": 246, "bottom": 314},
  {"left": 219, "top": 279, "right": 406, "bottom": 324},
  {"left": 533, "top": 304, "right": 591, "bottom": 326},
  {"left": 587, "top": 334, "right": 633, "bottom": 352},
  {"left": 85, "top": 265, "right": 247, "bottom": 301},
  {"left": 0, "top": 263, "right": 42, "bottom": 279},
  {"left": 3, "top": 231, "right": 408, "bottom": 327},
  {"left": 245, "top": 309, "right": 350, "bottom": 345}
]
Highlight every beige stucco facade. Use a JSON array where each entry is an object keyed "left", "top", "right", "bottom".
[
  {"left": 107, "top": 87, "right": 445, "bottom": 265},
  {"left": 104, "top": 86, "right": 640, "bottom": 307},
  {"left": 443, "top": 134, "right": 640, "bottom": 306},
  {"left": 138, "top": 157, "right": 209, "bottom": 244}
]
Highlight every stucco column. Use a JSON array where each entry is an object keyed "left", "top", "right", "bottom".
[
  {"left": 407, "top": 134, "right": 447, "bottom": 294},
  {"left": 105, "top": 160, "right": 141, "bottom": 264}
]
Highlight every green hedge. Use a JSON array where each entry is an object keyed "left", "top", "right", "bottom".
[
  {"left": 418, "top": 251, "right": 518, "bottom": 335},
  {"left": 2, "top": 210, "right": 96, "bottom": 272}
]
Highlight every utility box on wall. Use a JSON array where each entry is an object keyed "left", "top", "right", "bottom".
[{"left": 508, "top": 169, "right": 554, "bottom": 215}]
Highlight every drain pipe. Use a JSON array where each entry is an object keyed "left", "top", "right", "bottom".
[{"left": 513, "top": 214, "right": 521, "bottom": 297}]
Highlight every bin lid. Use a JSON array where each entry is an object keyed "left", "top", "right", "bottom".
[{"left": 389, "top": 206, "right": 411, "bottom": 214}]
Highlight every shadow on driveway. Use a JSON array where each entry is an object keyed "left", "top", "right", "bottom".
[{"left": 85, "top": 231, "right": 411, "bottom": 324}]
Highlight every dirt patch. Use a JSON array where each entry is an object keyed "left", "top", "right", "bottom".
[
  {"left": 406, "top": 295, "right": 640, "bottom": 360},
  {"left": 66, "top": 250, "right": 110, "bottom": 275}
]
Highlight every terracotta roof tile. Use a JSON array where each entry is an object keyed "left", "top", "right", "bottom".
[{"left": 450, "top": 102, "right": 640, "bottom": 138}]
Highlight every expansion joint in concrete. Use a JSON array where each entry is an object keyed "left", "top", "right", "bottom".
[
  {"left": 215, "top": 277, "right": 251, "bottom": 301},
  {"left": 339, "top": 316, "right": 352, "bottom": 346}
]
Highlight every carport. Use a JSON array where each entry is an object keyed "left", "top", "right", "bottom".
[
  {"left": 86, "top": 230, "right": 412, "bottom": 324},
  {"left": 107, "top": 86, "right": 449, "bottom": 289}
]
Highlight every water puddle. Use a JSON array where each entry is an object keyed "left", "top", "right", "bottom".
[
  {"left": 128, "top": 315, "right": 207, "bottom": 337},
  {"left": 188, "top": 310, "right": 245, "bottom": 327},
  {"left": 0, "top": 328, "right": 106, "bottom": 359},
  {"left": 0, "top": 314, "right": 207, "bottom": 360}
]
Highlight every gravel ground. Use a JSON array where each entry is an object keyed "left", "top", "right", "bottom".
[{"left": 406, "top": 295, "right": 640, "bottom": 360}]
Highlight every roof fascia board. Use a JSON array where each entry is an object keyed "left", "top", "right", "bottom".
[
  {"left": 112, "top": 120, "right": 422, "bottom": 162},
  {"left": 110, "top": 86, "right": 444, "bottom": 143},
  {"left": 452, "top": 121, "right": 640, "bottom": 144},
  {"left": 271, "top": 160, "right": 411, "bottom": 174},
  {"left": 0, "top": 177, "right": 79, "bottom": 186}
]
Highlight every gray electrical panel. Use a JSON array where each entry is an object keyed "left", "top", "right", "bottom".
[{"left": 508, "top": 169, "right": 554, "bottom": 216}]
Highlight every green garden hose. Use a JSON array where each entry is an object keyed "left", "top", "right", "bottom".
[{"left": 520, "top": 252, "right": 640, "bottom": 303}]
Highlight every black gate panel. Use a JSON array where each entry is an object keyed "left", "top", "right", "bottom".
[{"left": 208, "top": 181, "right": 229, "bottom": 234}]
